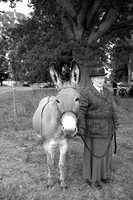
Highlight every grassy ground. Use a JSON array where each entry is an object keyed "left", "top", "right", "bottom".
[{"left": 0, "top": 88, "right": 133, "bottom": 200}]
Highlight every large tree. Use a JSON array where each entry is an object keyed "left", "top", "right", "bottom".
[
  {"left": 1, "top": 0, "right": 133, "bottom": 86},
  {"left": 56, "top": 0, "right": 133, "bottom": 43},
  {"left": 2, "top": 0, "right": 132, "bottom": 43},
  {"left": 0, "top": 8, "right": 29, "bottom": 82},
  {"left": 7, "top": 7, "right": 69, "bottom": 83},
  {"left": 0, "top": 11, "right": 17, "bottom": 84},
  {"left": 28, "top": 0, "right": 133, "bottom": 86}
]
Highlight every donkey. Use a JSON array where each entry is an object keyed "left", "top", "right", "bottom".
[{"left": 33, "top": 61, "right": 80, "bottom": 189}]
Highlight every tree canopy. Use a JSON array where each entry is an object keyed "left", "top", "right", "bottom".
[{"left": 0, "top": 0, "right": 133, "bottom": 85}]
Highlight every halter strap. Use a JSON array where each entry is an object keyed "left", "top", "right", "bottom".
[
  {"left": 58, "top": 86, "right": 77, "bottom": 92},
  {"left": 60, "top": 111, "right": 79, "bottom": 119}
]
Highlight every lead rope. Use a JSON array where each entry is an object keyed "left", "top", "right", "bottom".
[{"left": 80, "top": 134, "right": 114, "bottom": 158}]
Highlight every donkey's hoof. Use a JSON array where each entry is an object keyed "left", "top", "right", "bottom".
[
  {"left": 62, "top": 187, "right": 67, "bottom": 192},
  {"left": 61, "top": 185, "right": 68, "bottom": 192},
  {"left": 60, "top": 181, "right": 67, "bottom": 190},
  {"left": 47, "top": 179, "right": 54, "bottom": 188}
]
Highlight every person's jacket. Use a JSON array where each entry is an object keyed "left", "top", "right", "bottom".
[{"left": 78, "top": 85, "right": 119, "bottom": 139}]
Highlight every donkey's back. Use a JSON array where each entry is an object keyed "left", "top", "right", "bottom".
[{"left": 33, "top": 96, "right": 55, "bottom": 136}]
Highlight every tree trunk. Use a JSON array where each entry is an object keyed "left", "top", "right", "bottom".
[
  {"left": 78, "top": 62, "right": 91, "bottom": 89},
  {"left": 128, "top": 51, "right": 133, "bottom": 85},
  {"left": 126, "top": 31, "right": 133, "bottom": 85},
  {"left": 73, "top": 49, "right": 92, "bottom": 89}
]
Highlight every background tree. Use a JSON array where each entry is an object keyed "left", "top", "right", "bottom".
[
  {"left": 126, "top": 30, "right": 133, "bottom": 83},
  {"left": 0, "top": 54, "right": 9, "bottom": 86},
  {"left": 8, "top": 9, "right": 70, "bottom": 83},
  {"left": 0, "top": 71, "right": 9, "bottom": 86},
  {"left": 0, "top": 10, "right": 26, "bottom": 84}
]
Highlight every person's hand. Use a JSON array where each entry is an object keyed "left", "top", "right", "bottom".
[{"left": 77, "top": 129, "right": 85, "bottom": 137}]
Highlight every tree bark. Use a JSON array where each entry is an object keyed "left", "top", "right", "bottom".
[
  {"left": 78, "top": 63, "right": 91, "bottom": 89},
  {"left": 126, "top": 31, "right": 133, "bottom": 84},
  {"left": 73, "top": 48, "right": 92, "bottom": 88},
  {"left": 128, "top": 52, "right": 133, "bottom": 84}
]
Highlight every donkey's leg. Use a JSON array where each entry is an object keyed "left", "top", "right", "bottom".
[
  {"left": 58, "top": 139, "right": 68, "bottom": 189},
  {"left": 44, "top": 143, "right": 55, "bottom": 187}
]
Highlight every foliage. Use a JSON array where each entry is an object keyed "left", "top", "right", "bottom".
[
  {"left": 0, "top": 53, "right": 9, "bottom": 86},
  {"left": 0, "top": 0, "right": 133, "bottom": 84},
  {"left": 0, "top": 71, "right": 9, "bottom": 86},
  {"left": 111, "top": 39, "right": 130, "bottom": 82},
  {"left": 0, "top": 10, "right": 26, "bottom": 47},
  {"left": 0, "top": 11, "right": 14, "bottom": 80},
  {"left": 7, "top": 13, "right": 70, "bottom": 83},
  {"left": 0, "top": 10, "right": 27, "bottom": 83}
]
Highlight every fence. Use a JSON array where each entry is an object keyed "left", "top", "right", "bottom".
[{"left": 0, "top": 86, "right": 57, "bottom": 131}]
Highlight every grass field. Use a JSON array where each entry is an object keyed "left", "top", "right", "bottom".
[{"left": 0, "top": 88, "right": 133, "bottom": 200}]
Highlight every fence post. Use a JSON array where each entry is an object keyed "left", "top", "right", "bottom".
[{"left": 12, "top": 83, "right": 17, "bottom": 120}]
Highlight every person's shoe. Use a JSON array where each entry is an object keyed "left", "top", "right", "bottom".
[
  {"left": 101, "top": 178, "right": 110, "bottom": 184},
  {"left": 85, "top": 179, "right": 92, "bottom": 186},
  {"left": 94, "top": 181, "right": 103, "bottom": 190}
]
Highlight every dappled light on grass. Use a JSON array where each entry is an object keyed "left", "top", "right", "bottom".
[{"left": 0, "top": 90, "right": 133, "bottom": 199}]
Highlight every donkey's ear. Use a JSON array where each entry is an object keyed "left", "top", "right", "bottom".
[
  {"left": 70, "top": 60, "right": 80, "bottom": 85},
  {"left": 49, "top": 63, "right": 62, "bottom": 88}
]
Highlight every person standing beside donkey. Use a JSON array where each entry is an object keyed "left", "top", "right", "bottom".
[{"left": 78, "top": 67, "right": 119, "bottom": 190}]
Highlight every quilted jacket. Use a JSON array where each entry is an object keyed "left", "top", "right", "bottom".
[{"left": 78, "top": 85, "right": 119, "bottom": 139}]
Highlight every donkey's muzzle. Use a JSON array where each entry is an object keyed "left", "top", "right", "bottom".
[{"left": 62, "top": 126, "right": 78, "bottom": 138}]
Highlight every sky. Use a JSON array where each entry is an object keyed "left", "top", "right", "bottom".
[{"left": 0, "top": 0, "right": 32, "bottom": 16}]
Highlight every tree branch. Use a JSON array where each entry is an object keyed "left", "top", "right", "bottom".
[
  {"left": 61, "top": 15, "right": 75, "bottom": 41},
  {"left": 77, "top": 0, "right": 92, "bottom": 30},
  {"left": 125, "top": 29, "right": 133, "bottom": 48},
  {"left": 57, "top": 0, "right": 78, "bottom": 40},
  {"left": 87, "top": 0, "right": 122, "bottom": 45},
  {"left": 73, "top": 0, "right": 92, "bottom": 40},
  {"left": 57, "top": 0, "right": 89, "bottom": 40},
  {"left": 108, "top": 24, "right": 133, "bottom": 36},
  {"left": 57, "top": 0, "right": 76, "bottom": 17},
  {"left": 86, "top": 0, "right": 104, "bottom": 29}
]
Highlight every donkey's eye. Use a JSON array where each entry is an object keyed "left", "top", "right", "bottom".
[
  {"left": 56, "top": 99, "right": 61, "bottom": 104},
  {"left": 75, "top": 97, "right": 80, "bottom": 102}
]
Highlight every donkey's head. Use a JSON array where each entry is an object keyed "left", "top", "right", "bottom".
[{"left": 49, "top": 61, "right": 80, "bottom": 138}]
